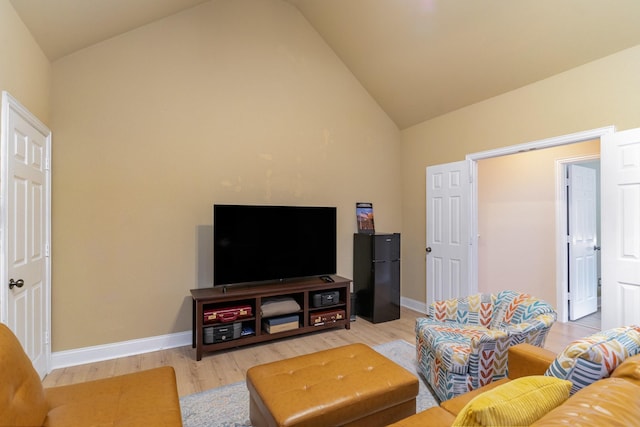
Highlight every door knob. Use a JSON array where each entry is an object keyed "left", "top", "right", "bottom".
[
  {"left": 9, "top": 278, "right": 24, "bottom": 289},
  {"left": 426, "top": 247, "right": 432, "bottom": 253}
]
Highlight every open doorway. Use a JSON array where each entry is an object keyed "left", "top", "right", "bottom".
[
  {"left": 472, "top": 136, "right": 602, "bottom": 326},
  {"left": 459, "top": 125, "right": 640, "bottom": 330}
]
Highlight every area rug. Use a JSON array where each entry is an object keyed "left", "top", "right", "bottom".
[{"left": 180, "top": 339, "right": 437, "bottom": 427}]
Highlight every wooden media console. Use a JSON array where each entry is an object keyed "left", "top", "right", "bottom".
[{"left": 190, "top": 275, "right": 351, "bottom": 360}]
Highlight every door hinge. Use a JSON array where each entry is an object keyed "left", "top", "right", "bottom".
[
  {"left": 45, "top": 244, "right": 50, "bottom": 257},
  {"left": 45, "top": 331, "right": 50, "bottom": 345},
  {"left": 45, "top": 157, "right": 50, "bottom": 171}
]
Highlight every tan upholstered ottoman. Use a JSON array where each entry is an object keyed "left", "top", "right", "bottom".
[{"left": 246, "top": 343, "right": 419, "bottom": 427}]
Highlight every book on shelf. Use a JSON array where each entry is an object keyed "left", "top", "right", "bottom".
[
  {"left": 356, "top": 202, "right": 375, "bottom": 234},
  {"left": 263, "top": 314, "right": 299, "bottom": 334}
]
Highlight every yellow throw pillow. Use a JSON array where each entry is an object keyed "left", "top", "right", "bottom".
[{"left": 452, "top": 376, "right": 572, "bottom": 427}]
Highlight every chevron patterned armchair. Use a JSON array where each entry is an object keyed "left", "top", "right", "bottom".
[{"left": 415, "top": 290, "right": 557, "bottom": 402}]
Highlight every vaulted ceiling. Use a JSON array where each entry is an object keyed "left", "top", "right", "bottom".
[{"left": 11, "top": 0, "right": 640, "bottom": 129}]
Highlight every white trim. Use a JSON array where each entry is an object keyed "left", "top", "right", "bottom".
[
  {"left": 466, "top": 126, "right": 615, "bottom": 317},
  {"left": 0, "top": 95, "right": 8, "bottom": 325},
  {"left": 467, "top": 127, "right": 615, "bottom": 161},
  {"left": 401, "top": 296, "right": 427, "bottom": 315},
  {"left": 1, "top": 92, "right": 50, "bottom": 134},
  {"left": 51, "top": 331, "right": 192, "bottom": 369}
]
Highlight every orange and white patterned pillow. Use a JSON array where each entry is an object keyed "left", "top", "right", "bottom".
[{"left": 545, "top": 325, "right": 640, "bottom": 394}]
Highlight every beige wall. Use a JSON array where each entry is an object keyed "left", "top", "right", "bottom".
[
  {"left": 0, "top": 1, "right": 51, "bottom": 125},
  {"left": 10, "top": 0, "right": 640, "bottom": 351},
  {"left": 50, "top": 0, "right": 401, "bottom": 350},
  {"left": 401, "top": 44, "right": 640, "bottom": 306},
  {"left": 477, "top": 140, "right": 600, "bottom": 305}
]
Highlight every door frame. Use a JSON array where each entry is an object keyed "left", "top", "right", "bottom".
[
  {"left": 466, "top": 126, "right": 614, "bottom": 322},
  {"left": 0, "top": 91, "right": 52, "bottom": 375},
  {"left": 556, "top": 155, "right": 600, "bottom": 323}
]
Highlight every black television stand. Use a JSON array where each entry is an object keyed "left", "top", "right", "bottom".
[{"left": 190, "top": 275, "right": 351, "bottom": 360}]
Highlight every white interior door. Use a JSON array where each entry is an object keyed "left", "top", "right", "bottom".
[
  {"left": 1, "top": 92, "right": 51, "bottom": 378},
  {"left": 568, "top": 164, "right": 598, "bottom": 320},
  {"left": 426, "top": 161, "right": 472, "bottom": 306},
  {"left": 601, "top": 128, "right": 640, "bottom": 330}
]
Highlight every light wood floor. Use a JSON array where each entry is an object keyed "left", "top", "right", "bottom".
[{"left": 42, "top": 307, "right": 598, "bottom": 397}]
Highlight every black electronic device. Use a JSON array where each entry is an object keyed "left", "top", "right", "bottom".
[
  {"left": 312, "top": 291, "right": 340, "bottom": 308},
  {"left": 203, "top": 322, "right": 241, "bottom": 344},
  {"left": 213, "top": 205, "right": 337, "bottom": 287},
  {"left": 320, "top": 275, "right": 334, "bottom": 283}
]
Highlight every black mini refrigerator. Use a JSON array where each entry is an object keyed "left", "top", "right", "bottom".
[{"left": 353, "top": 233, "right": 400, "bottom": 323}]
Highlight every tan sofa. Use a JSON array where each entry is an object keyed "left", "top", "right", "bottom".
[
  {"left": 390, "top": 343, "right": 640, "bottom": 426},
  {"left": 0, "top": 323, "right": 183, "bottom": 426}
]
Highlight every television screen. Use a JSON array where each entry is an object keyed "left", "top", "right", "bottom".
[{"left": 213, "top": 205, "right": 337, "bottom": 286}]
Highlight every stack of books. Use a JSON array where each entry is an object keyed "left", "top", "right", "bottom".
[{"left": 263, "top": 314, "right": 299, "bottom": 334}]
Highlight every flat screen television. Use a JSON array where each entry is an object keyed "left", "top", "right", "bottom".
[{"left": 213, "top": 204, "right": 337, "bottom": 286}]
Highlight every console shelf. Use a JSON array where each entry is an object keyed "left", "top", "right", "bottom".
[{"left": 190, "top": 275, "right": 351, "bottom": 360}]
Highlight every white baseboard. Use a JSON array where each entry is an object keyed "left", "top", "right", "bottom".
[
  {"left": 50, "top": 331, "right": 192, "bottom": 370},
  {"left": 50, "top": 297, "right": 428, "bottom": 371},
  {"left": 401, "top": 296, "right": 427, "bottom": 314}
]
